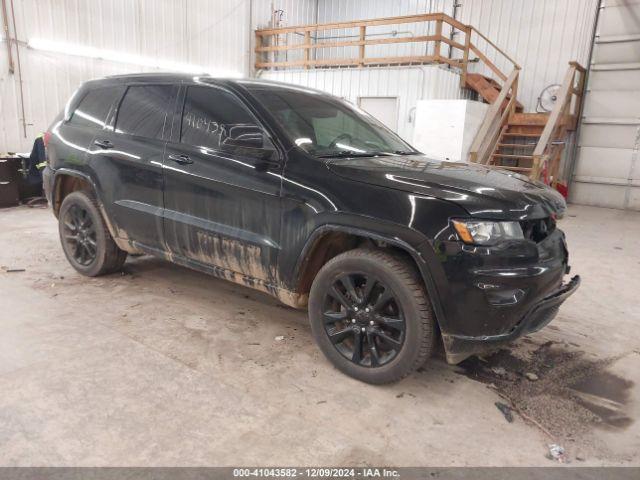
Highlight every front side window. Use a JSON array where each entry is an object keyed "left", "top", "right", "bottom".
[
  {"left": 180, "top": 86, "right": 267, "bottom": 152},
  {"left": 247, "top": 87, "right": 416, "bottom": 158},
  {"left": 69, "top": 86, "right": 122, "bottom": 129},
  {"left": 115, "top": 85, "right": 176, "bottom": 139}
]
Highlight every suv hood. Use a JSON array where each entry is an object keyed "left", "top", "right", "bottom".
[{"left": 327, "top": 155, "right": 566, "bottom": 220}]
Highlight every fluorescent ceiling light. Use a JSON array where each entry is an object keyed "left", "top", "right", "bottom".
[{"left": 27, "top": 38, "right": 243, "bottom": 78}]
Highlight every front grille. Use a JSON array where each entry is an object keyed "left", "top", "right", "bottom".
[{"left": 520, "top": 216, "right": 556, "bottom": 243}]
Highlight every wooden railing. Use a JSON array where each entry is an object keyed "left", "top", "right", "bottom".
[
  {"left": 468, "top": 68, "right": 520, "bottom": 165},
  {"left": 255, "top": 13, "right": 546, "bottom": 177},
  {"left": 254, "top": 13, "right": 518, "bottom": 84},
  {"left": 532, "top": 62, "right": 587, "bottom": 185}
]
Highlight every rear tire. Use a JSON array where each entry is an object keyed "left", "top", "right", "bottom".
[
  {"left": 308, "top": 248, "right": 435, "bottom": 384},
  {"left": 58, "top": 191, "right": 127, "bottom": 276}
]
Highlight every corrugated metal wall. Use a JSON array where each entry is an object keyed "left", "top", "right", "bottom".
[
  {"left": 1, "top": 0, "right": 259, "bottom": 153},
  {"left": 313, "top": 0, "right": 454, "bottom": 63},
  {"left": 457, "top": 0, "right": 599, "bottom": 112},
  {"left": 1, "top": 0, "right": 598, "bottom": 153},
  {"left": 254, "top": 1, "right": 597, "bottom": 112},
  {"left": 570, "top": 0, "right": 640, "bottom": 211},
  {"left": 260, "top": 65, "right": 471, "bottom": 141},
  {"left": 256, "top": 0, "right": 598, "bottom": 148}
]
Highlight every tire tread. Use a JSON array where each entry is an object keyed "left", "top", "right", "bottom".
[
  {"left": 59, "top": 191, "right": 126, "bottom": 276},
  {"left": 310, "top": 247, "right": 435, "bottom": 384}
]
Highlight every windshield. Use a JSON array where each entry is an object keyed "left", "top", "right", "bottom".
[{"left": 247, "top": 86, "right": 418, "bottom": 158}]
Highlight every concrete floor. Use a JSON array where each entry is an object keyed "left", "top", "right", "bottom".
[{"left": 0, "top": 204, "right": 638, "bottom": 466}]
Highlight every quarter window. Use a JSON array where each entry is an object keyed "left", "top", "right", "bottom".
[
  {"left": 115, "top": 85, "right": 176, "bottom": 139},
  {"left": 180, "top": 86, "right": 264, "bottom": 151},
  {"left": 69, "top": 86, "right": 122, "bottom": 129}
]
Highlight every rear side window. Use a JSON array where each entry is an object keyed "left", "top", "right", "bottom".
[
  {"left": 69, "top": 86, "right": 121, "bottom": 129},
  {"left": 115, "top": 85, "right": 177, "bottom": 139},
  {"left": 180, "top": 86, "right": 262, "bottom": 150}
]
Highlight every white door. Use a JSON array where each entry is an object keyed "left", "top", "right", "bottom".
[{"left": 358, "top": 97, "right": 399, "bottom": 132}]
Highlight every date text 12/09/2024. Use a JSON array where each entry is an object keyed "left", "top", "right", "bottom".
[{"left": 233, "top": 468, "right": 400, "bottom": 478}]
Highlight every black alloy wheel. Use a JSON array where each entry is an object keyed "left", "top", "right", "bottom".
[
  {"left": 309, "top": 248, "right": 435, "bottom": 384},
  {"left": 58, "top": 190, "right": 127, "bottom": 276},
  {"left": 323, "top": 273, "right": 405, "bottom": 368},
  {"left": 61, "top": 204, "right": 98, "bottom": 266}
]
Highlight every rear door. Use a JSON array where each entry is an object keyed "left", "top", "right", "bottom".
[
  {"left": 88, "top": 83, "right": 178, "bottom": 250},
  {"left": 53, "top": 85, "right": 124, "bottom": 176},
  {"left": 162, "top": 83, "right": 283, "bottom": 283}
]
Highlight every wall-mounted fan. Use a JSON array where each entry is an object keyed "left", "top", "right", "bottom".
[{"left": 537, "top": 84, "right": 562, "bottom": 112}]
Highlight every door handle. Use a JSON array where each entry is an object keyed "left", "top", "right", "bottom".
[
  {"left": 94, "top": 139, "right": 113, "bottom": 149},
  {"left": 168, "top": 154, "right": 193, "bottom": 165}
]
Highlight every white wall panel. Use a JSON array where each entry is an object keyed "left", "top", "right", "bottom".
[
  {"left": 254, "top": 0, "right": 597, "bottom": 141},
  {"left": 313, "top": 0, "right": 454, "bottom": 61},
  {"left": 457, "top": 0, "right": 599, "bottom": 112},
  {"left": 1, "top": 0, "right": 599, "bottom": 155},
  {"left": 571, "top": 0, "right": 640, "bottom": 211},
  {"left": 1, "top": 0, "right": 263, "bottom": 153},
  {"left": 260, "top": 65, "right": 470, "bottom": 142}
]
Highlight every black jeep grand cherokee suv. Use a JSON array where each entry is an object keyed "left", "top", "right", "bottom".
[{"left": 43, "top": 73, "right": 579, "bottom": 383}]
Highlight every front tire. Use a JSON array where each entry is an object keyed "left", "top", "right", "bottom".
[
  {"left": 58, "top": 191, "right": 127, "bottom": 276},
  {"left": 308, "top": 248, "right": 435, "bottom": 384}
]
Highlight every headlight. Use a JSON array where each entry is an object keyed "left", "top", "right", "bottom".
[{"left": 452, "top": 219, "right": 524, "bottom": 245}]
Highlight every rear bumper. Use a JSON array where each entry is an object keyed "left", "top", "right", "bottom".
[
  {"left": 442, "top": 275, "right": 580, "bottom": 363},
  {"left": 42, "top": 165, "right": 54, "bottom": 208}
]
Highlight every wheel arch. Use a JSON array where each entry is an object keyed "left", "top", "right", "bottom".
[
  {"left": 292, "top": 224, "right": 447, "bottom": 331},
  {"left": 51, "top": 169, "right": 135, "bottom": 253},
  {"left": 51, "top": 169, "right": 100, "bottom": 217}
]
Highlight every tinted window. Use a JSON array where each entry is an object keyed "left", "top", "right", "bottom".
[
  {"left": 69, "top": 86, "right": 121, "bottom": 129},
  {"left": 180, "top": 86, "right": 263, "bottom": 150},
  {"left": 115, "top": 85, "right": 176, "bottom": 139},
  {"left": 248, "top": 87, "right": 414, "bottom": 157}
]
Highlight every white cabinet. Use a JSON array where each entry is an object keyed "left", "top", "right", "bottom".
[{"left": 411, "top": 99, "right": 488, "bottom": 162}]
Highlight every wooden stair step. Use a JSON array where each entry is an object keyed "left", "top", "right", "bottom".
[
  {"left": 465, "top": 73, "right": 524, "bottom": 112},
  {"left": 508, "top": 113, "right": 549, "bottom": 126},
  {"left": 492, "top": 154, "right": 534, "bottom": 159},
  {"left": 488, "top": 166, "right": 532, "bottom": 172},
  {"left": 504, "top": 126, "right": 544, "bottom": 135},
  {"left": 497, "top": 143, "right": 536, "bottom": 148},
  {"left": 503, "top": 133, "right": 541, "bottom": 138}
]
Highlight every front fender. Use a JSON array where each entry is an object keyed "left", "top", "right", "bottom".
[{"left": 291, "top": 220, "right": 448, "bottom": 334}]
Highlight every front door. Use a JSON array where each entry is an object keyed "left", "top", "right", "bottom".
[{"left": 162, "top": 84, "right": 283, "bottom": 284}]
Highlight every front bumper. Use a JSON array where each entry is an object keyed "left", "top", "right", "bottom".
[
  {"left": 420, "top": 226, "right": 579, "bottom": 363},
  {"left": 442, "top": 275, "right": 580, "bottom": 363}
]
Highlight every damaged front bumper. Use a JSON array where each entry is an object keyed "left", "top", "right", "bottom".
[{"left": 442, "top": 275, "right": 580, "bottom": 364}]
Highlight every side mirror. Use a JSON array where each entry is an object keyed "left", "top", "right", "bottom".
[
  {"left": 222, "top": 125, "right": 266, "bottom": 149},
  {"left": 221, "top": 125, "right": 277, "bottom": 165}
]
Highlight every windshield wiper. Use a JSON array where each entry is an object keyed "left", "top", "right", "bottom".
[
  {"left": 393, "top": 150, "right": 420, "bottom": 155},
  {"left": 314, "top": 151, "right": 395, "bottom": 159}
]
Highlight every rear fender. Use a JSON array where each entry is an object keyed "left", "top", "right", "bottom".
[{"left": 52, "top": 169, "right": 140, "bottom": 254}]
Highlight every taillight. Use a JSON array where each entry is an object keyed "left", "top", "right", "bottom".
[{"left": 43, "top": 130, "right": 52, "bottom": 148}]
